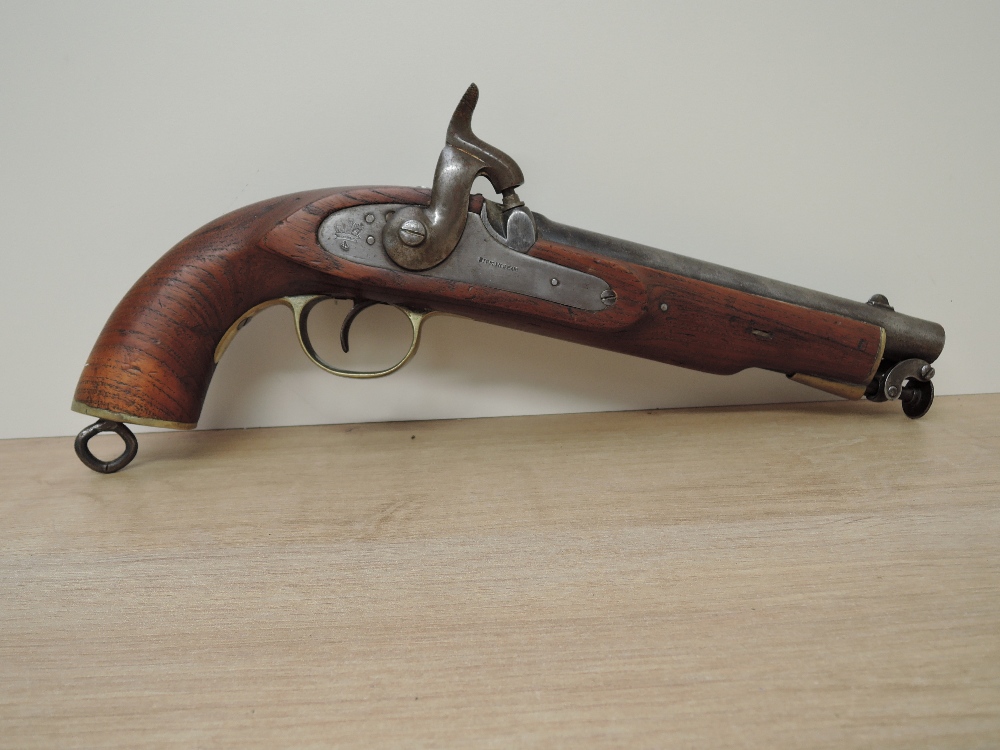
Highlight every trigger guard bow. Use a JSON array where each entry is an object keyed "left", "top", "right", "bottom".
[{"left": 288, "top": 295, "right": 435, "bottom": 379}]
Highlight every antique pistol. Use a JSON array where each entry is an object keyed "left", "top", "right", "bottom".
[{"left": 72, "top": 85, "right": 945, "bottom": 472}]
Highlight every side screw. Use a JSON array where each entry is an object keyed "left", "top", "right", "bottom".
[
  {"left": 601, "top": 289, "right": 617, "bottom": 307},
  {"left": 887, "top": 384, "right": 900, "bottom": 399},
  {"left": 919, "top": 364, "right": 935, "bottom": 380},
  {"left": 399, "top": 219, "right": 428, "bottom": 247}
]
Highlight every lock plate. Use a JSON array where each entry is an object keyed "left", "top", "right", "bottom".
[{"left": 318, "top": 204, "right": 614, "bottom": 312}]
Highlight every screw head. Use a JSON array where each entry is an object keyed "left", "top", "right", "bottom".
[
  {"left": 550, "top": 278, "right": 559, "bottom": 286},
  {"left": 366, "top": 235, "right": 375, "bottom": 245},
  {"left": 887, "top": 385, "right": 900, "bottom": 399},
  {"left": 600, "top": 289, "right": 617, "bottom": 307},
  {"left": 399, "top": 219, "right": 427, "bottom": 247},
  {"left": 920, "top": 364, "right": 935, "bottom": 380},
  {"left": 659, "top": 302, "right": 669, "bottom": 312},
  {"left": 364, "top": 213, "right": 375, "bottom": 224}
]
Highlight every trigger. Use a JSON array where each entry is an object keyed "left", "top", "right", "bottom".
[{"left": 340, "top": 300, "right": 379, "bottom": 353}]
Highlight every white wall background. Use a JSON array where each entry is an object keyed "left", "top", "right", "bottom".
[{"left": 1, "top": 1, "right": 997, "bottom": 440}]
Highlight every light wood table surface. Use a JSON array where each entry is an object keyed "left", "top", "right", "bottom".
[{"left": 2, "top": 394, "right": 998, "bottom": 747}]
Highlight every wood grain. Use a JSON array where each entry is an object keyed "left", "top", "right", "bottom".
[
  {"left": 265, "top": 193, "right": 882, "bottom": 381},
  {"left": 72, "top": 189, "right": 346, "bottom": 427},
  {"left": 72, "top": 187, "right": 447, "bottom": 428},
  {"left": 75, "top": 186, "right": 885, "bottom": 430},
  {"left": 529, "top": 239, "right": 882, "bottom": 382},
  {"left": 3, "top": 395, "right": 999, "bottom": 748},
  {"left": 261, "top": 190, "right": 648, "bottom": 333}
]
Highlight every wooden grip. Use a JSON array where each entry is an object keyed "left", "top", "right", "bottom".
[
  {"left": 75, "top": 186, "right": 882, "bottom": 429},
  {"left": 72, "top": 189, "right": 402, "bottom": 428}
]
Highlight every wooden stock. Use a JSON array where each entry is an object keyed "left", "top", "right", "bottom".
[
  {"left": 74, "top": 187, "right": 883, "bottom": 428},
  {"left": 72, "top": 188, "right": 409, "bottom": 428},
  {"left": 527, "top": 240, "right": 882, "bottom": 382}
]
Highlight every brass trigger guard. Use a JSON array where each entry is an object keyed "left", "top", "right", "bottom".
[
  {"left": 291, "top": 295, "right": 433, "bottom": 378},
  {"left": 213, "top": 295, "right": 435, "bottom": 379}
]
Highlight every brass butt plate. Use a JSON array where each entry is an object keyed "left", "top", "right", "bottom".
[{"left": 71, "top": 401, "right": 196, "bottom": 431}]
